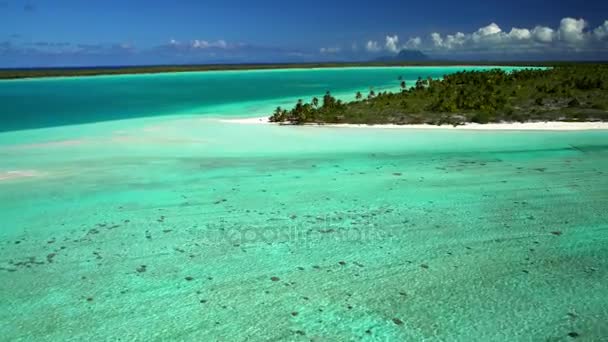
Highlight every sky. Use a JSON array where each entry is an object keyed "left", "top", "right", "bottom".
[{"left": 1, "top": 0, "right": 608, "bottom": 67}]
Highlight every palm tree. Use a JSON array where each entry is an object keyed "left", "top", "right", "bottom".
[
  {"left": 355, "top": 91, "right": 362, "bottom": 100},
  {"left": 415, "top": 77, "right": 425, "bottom": 90},
  {"left": 322, "top": 91, "right": 335, "bottom": 108},
  {"left": 312, "top": 97, "right": 319, "bottom": 108},
  {"left": 292, "top": 100, "right": 305, "bottom": 124},
  {"left": 400, "top": 81, "right": 406, "bottom": 90},
  {"left": 368, "top": 89, "right": 376, "bottom": 99},
  {"left": 269, "top": 106, "right": 284, "bottom": 122}
]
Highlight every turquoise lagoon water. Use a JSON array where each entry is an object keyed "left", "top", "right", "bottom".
[
  {"left": 0, "top": 67, "right": 607, "bottom": 341},
  {"left": 1, "top": 66, "right": 525, "bottom": 132}
]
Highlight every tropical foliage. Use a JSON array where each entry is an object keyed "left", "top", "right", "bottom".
[{"left": 269, "top": 64, "right": 608, "bottom": 125}]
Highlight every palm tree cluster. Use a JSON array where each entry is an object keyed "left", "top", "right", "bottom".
[
  {"left": 269, "top": 91, "right": 347, "bottom": 124},
  {"left": 269, "top": 64, "right": 608, "bottom": 125}
]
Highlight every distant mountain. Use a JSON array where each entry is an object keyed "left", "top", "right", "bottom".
[{"left": 374, "top": 49, "right": 430, "bottom": 62}]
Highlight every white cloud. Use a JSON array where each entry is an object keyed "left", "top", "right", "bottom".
[
  {"left": 509, "top": 28, "right": 531, "bottom": 40},
  {"left": 331, "top": 16, "right": 607, "bottom": 58},
  {"left": 320, "top": 47, "right": 341, "bottom": 54},
  {"left": 477, "top": 23, "right": 502, "bottom": 36},
  {"left": 444, "top": 32, "right": 467, "bottom": 49},
  {"left": 385, "top": 35, "right": 399, "bottom": 53},
  {"left": 593, "top": 20, "right": 608, "bottom": 40},
  {"left": 558, "top": 18, "right": 588, "bottom": 44},
  {"left": 161, "top": 38, "right": 237, "bottom": 55},
  {"left": 532, "top": 26, "right": 555, "bottom": 43},
  {"left": 417, "top": 17, "right": 607, "bottom": 56},
  {"left": 471, "top": 23, "right": 506, "bottom": 46},
  {"left": 191, "top": 39, "right": 229, "bottom": 49},
  {"left": 405, "top": 37, "right": 422, "bottom": 49},
  {"left": 431, "top": 33, "right": 443, "bottom": 47},
  {"left": 430, "top": 32, "right": 466, "bottom": 49},
  {"left": 365, "top": 40, "right": 381, "bottom": 52},
  {"left": 366, "top": 35, "right": 422, "bottom": 53}
]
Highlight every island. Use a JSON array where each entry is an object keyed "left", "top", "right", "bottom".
[
  {"left": 0, "top": 61, "right": 566, "bottom": 80},
  {"left": 268, "top": 64, "right": 608, "bottom": 126}
]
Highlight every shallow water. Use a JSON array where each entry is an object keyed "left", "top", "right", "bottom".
[
  {"left": 0, "top": 67, "right": 607, "bottom": 341},
  {"left": 0, "top": 66, "right": 528, "bottom": 132}
]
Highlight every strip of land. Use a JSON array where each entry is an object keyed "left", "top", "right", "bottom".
[
  {"left": 0, "top": 61, "right": 594, "bottom": 80},
  {"left": 267, "top": 64, "right": 608, "bottom": 126}
]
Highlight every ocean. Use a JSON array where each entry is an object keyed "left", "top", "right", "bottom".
[{"left": 1, "top": 66, "right": 606, "bottom": 340}]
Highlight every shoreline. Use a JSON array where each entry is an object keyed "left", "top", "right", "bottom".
[
  {"left": 0, "top": 63, "right": 546, "bottom": 81},
  {"left": 220, "top": 116, "right": 608, "bottom": 131}
]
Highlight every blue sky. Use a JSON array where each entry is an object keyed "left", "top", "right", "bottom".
[{"left": 1, "top": 0, "right": 608, "bottom": 67}]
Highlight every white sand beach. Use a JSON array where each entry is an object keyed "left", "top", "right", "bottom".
[{"left": 221, "top": 116, "right": 608, "bottom": 130}]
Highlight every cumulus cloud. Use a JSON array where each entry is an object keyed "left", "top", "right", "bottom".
[
  {"left": 405, "top": 37, "right": 422, "bottom": 49},
  {"left": 558, "top": 18, "right": 588, "bottom": 44},
  {"left": 509, "top": 28, "right": 531, "bottom": 40},
  {"left": 422, "top": 16, "right": 607, "bottom": 56},
  {"left": 431, "top": 33, "right": 443, "bottom": 47},
  {"left": 595, "top": 20, "right": 608, "bottom": 40},
  {"left": 324, "top": 16, "right": 606, "bottom": 59},
  {"left": 446, "top": 33, "right": 467, "bottom": 48},
  {"left": 470, "top": 23, "right": 506, "bottom": 46},
  {"left": 431, "top": 31, "right": 468, "bottom": 49},
  {"left": 432, "top": 32, "right": 467, "bottom": 49},
  {"left": 532, "top": 26, "right": 555, "bottom": 43},
  {"left": 476, "top": 23, "right": 502, "bottom": 37},
  {"left": 385, "top": 35, "right": 399, "bottom": 53},
  {"left": 368, "top": 35, "right": 422, "bottom": 53},
  {"left": 365, "top": 40, "right": 381, "bottom": 52}
]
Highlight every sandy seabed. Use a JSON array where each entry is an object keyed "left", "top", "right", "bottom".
[{"left": 1, "top": 115, "right": 607, "bottom": 340}]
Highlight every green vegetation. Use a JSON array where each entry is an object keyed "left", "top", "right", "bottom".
[
  {"left": 269, "top": 64, "right": 608, "bottom": 125},
  {"left": 0, "top": 61, "right": 574, "bottom": 80}
]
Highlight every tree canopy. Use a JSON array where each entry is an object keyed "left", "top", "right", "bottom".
[{"left": 269, "top": 64, "right": 608, "bottom": 125}]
